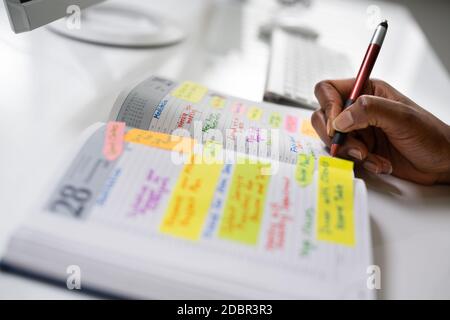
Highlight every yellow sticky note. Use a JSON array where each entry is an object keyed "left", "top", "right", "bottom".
[
  {"left": 210, "top": 95, "right": 226, "bottom": 109},
  {"left": 269, "top": 112, "right": 282, "bottom": 128},
  {"left": 301, "top": 119, "right": 319, "bottom": 138},
  {"left": 172, "top": 81, "right": 208, "bottom": 103},
  {"left": 219, "top": 160, "right": 271, "bottom": 245},
  {"left": 316, "top": 156, "right": 355, "bottom": 246},
  {"left": 160, "top": 158, "right": 223, "bottom": 241},
  {"left": 247, "top": 107, "right": 263, "bottom": 121},
  {"left": 295, "top": 154, "right": 315, "bottom": 187},
  {"left": 124, "top": 129, "right": 194, "bottom": 153}
]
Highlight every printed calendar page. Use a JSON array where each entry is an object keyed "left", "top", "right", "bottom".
[
  {"left": 110, "top": 76, "right": 328, "bottom": 164},
  {"left": 41, "top": 122, "right": 371, "bottom": 298},
  {"left": 3, "top": 76, "right": 374, "bottom": 299}
]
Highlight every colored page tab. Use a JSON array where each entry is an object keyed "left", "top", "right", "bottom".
[
  {"left": 103, "top": 121, "right": 125, "bottom": 161},
  {"left": 219, "top": 160, "right": 271, "bottom": 245},
  {"left": 301, "top": 119, "right": 319, "bottom": 138},
  {"left": 285, "top": 115, "right": 298, "bottom": 133},
  {"left": 172, "top": 81, "right": 208, "bottom": 103},
  {"left": 247, "top": 107, "right": 263, "bottom": 121},
  {"left": 210, "top": 95, "right": 226, "bottom": 109},
  {"left": 124, "top": 129, "right": 194, "bottom": 153},
  {"left": 295, "top": 154, "right": 315, "bottom": 187},
  {"left": 269, "top": 112, "right": 282, "bottom": 128},
  {"left": 160, "top": 159, "right": 223, "bottom": 240},
  {"left": 231, "top": 102, "right": 246, "bottom": 114},
  {"left": 316, "top": 156, "right": 355, "bottom": 246}
]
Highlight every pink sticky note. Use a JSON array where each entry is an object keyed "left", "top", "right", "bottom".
[
  {"left": 231, "top": 102, "right": 246, "bottom": 114},
  {"left": 103, "top": 121, "right": 126, "bottom": 161},
  {"left": 285, "top": 115, "right": 298, "bottom": 133}
]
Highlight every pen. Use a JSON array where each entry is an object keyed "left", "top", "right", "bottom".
[{"left": 330, "top": 20, "right": 388, "bottom": 157}]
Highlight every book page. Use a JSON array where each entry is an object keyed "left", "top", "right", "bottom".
[
  {"left": 13, "top": 123, "right": 373, "bottom": 299},
  {"left": 109, "top": 76, "right": 328, "bottom": 164}
]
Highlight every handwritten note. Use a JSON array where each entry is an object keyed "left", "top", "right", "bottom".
[
  {"left": 300, "top": 208, "right": 317, "bottom": 257},
  {"left": 218, "top": 160, "right": 271, "bottom": 245},
  {"left": 103, "top": 122, "right": 125, "bottom": 161},
  {"left": 201, "top": 140, "right": 224, "bottom": 164},
  {"left": 202, "top": 164, "right": 233, "bottom": 238},
  {"left": 202, "top": 113, "right": 221, "bottom": 132},
  {"left": 269, "top": 112, "right": 282, "bottom": 128},
  {"left": 124, "top": 129, "right": 194, "bottom": 153},
  {"left": 316, "top": 156, "right": 355, "bottom": 246},
  {"left": 301, "top": 119, "right": 319, "bottom": 138},
  {"left": 129, "top": 169, "right": 170, "bottom": 217},
  {"left": 172, "top": 81, "right": 208, "bottom": 103},
  {"left": 285, "top": 115, "right": 298, "bottom": 133},
  {"left": 265, "top": 176, "right": 293, "bottom": 252},
  {"left": 247, "top": 107, "right": 263, "bottom": 121},
  {"left": 295, "top": 154, "right": 315, "bottom": 187},
  {"left": 160, "top": 158, "right": 223, "bottom": 241},
  {"left": 177, "top": 105, "right": 197, "bottom": 128}
]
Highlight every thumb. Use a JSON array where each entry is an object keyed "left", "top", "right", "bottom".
[{"left": 332, "top": 95, "right": 411, "bottom": 134}]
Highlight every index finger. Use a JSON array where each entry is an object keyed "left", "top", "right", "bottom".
[{"left": 314, "top": 79, "right": 356, "bottom": 136}]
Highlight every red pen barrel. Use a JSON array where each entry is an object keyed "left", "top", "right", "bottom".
[
  {"left": 349, "top": 44, "right": 381, "bottom": 101},
  {"left": 330, "top": 20, "right": 388, "bottom": 157}
]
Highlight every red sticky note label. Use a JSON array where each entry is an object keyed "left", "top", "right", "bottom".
[
  {"left": 103, "top": 122, "right": 125, "bottom": 161},
  {"left": 285, "top": 115, "right": 298, "bottom": 133}
]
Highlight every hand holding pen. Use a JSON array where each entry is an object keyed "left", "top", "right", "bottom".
[
  {"left": 330, "top": 21, "right": 388, "bottom": 156},
  {"left": 311, "top": 22, "right": 450, "bottom": 185}
]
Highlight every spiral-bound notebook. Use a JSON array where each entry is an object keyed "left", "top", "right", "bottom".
[{"left": 1, "top": 76, "right": 374, "bottom": 299}]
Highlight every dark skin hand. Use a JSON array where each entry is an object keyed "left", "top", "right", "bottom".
[{"left": 311, "top": 78, "right": 450, "bottom": 185}]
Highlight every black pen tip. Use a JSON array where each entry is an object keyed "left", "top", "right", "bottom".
[{"left": 380, "top": 20, "right": 388, "bottom": 28}]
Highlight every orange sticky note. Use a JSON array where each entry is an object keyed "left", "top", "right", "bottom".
[
  {"left": 210, "top": 95, "right": 226, "bottom": 109},
  {"left": 301, "top": 119, "right": 319, "bottom": 138},
  {"left": 124, "top": 129, "right": 195, "bottom": 153},
  {"left": 103, "top": 122, "right": 125, "bottom": 161}
]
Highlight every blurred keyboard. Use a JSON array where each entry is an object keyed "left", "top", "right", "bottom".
[{"left": 264, "top": 28, "right": 353, "bottom": 109}]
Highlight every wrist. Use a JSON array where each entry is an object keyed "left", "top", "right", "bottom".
[{"left": 437, "top": 125, "right": 450, "bottom": 184}]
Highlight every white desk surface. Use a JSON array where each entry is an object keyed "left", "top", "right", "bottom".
[{"left": 0, "top": 0, "right": 449, "bottom": 299}]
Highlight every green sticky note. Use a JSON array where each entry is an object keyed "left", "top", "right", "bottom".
[{"left": 295, "top": 154, "right": 315, "bottom": 187}]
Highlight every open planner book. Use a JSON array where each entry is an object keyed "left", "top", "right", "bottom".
[{"left": 1, "top": 76, "right": 373, "bottom": 299}]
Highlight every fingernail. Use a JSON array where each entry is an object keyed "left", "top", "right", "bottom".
[
  {"left": 348, "top": 148, "right": 363, "bottom": 160},
  {"left": 386, "top": 164, "right": 393, "bottom": 175},
  {"left": 333, "top": 111, "right": 354, "bottom": 131},
  {"left": 363, "top": 161, "right": 380, "bottom": 174},
  {"left": 326, "top": 120, "right": 334, "bottom": 136},
  {"left": 382, "top": 162, "right": 393, "bottom": 175}
]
